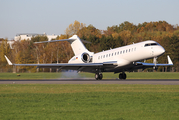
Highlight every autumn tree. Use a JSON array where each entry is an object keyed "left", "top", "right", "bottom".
[
  {"left": 0, "top": 39, "right": 11, "bottom": 62},
  {"left": 168, "top": 35, "right": 179, "bottom": 71},
  {"left": 107, "top": 21, "right": 137, "bottom": 34},
  {"left": 118, "top": 30, "right": 132, "bottom": 45},
  {"left": 100, "top": 35, "right": 124, "bottom": 51},
  {"left": 77, "top": 24, "right": 101, "bottom": 38},
  {"left": 65, "top": 20, "right": 86, "bottom": 36},
  {"left": 12, "top": 40, "right": 36, "bottom": 72},
  {"left": 0, "top": 39, "right": 11, "bottom": 72},
  {"left": 1, "top": 20, "right": 179, "bottom": 73},
  {"left": 31, "top": 35, "right": 48, "bottom": 42}
]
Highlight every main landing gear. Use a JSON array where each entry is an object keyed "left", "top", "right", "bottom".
[
  {"left": 95, "top": 73, "right": 103, "bottom": 80},
  {"left": 119, "top": 72, "right": 126, "bottom": 80},
  {"left": 95, "top": 72, "right": 127, "bottom": 80}
]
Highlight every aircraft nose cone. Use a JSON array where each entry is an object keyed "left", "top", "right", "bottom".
[
  {"left": 162, "top": 48, "right": 165, "bottom": 54},
  {"left": 158, "top": 47, "right": 165, "bottom": 55}
]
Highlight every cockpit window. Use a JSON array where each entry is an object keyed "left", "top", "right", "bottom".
[
  {"left": 144, "top": 43, "right": 159, "bottom": 47},
  {"left": 151, "top": 43, "right": 158, "bottom": 45}
]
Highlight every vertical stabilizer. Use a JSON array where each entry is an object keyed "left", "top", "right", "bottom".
[
  {"left": 69, "top": 35, "right": 90, "bottom": 55},
  {"left": 34, "top": 35, "right": 91, "bottom": 56}
]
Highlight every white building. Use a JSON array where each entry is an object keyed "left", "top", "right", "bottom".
[
  {"left": 14, "top": 33, "right": 58, "bottom": 41},
  {"left": 4, "top": 33, "right": 59, "bottom": 49},
  {"left": 7, "top": 40, "right": 15, "bottom": 49}
]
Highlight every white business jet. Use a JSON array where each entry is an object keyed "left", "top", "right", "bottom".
[{"left": 5, "top": 35, "right": 173, "bottom": 80}]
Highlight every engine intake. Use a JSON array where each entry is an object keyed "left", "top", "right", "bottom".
[{"left": 81, "top": 53, "right": 91, "bottom": 63}]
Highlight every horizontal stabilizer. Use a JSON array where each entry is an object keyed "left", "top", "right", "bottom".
[
  {"left": 34, "top": 39, "right": 76, "bottom": 44},
  {"left": 34, "top": 39, "right": 91, "bottom": 44}
]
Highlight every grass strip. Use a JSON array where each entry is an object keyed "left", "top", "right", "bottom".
[
  {"left": 0, "top": 72, "right": 179, "bottom": 80},
  {"left": 0, "top": 84, "right": 179, "bottom": 120}
]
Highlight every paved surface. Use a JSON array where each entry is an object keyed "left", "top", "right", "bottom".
[{"left": 0, "top": 79, "right": 179, "bottom": 85}]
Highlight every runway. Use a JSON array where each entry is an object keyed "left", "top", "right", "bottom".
[{"left": 0, "top": 79, "right": 179, "bottom": 85}]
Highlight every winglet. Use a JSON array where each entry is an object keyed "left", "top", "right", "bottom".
[
  {"left": 167, "top": 55, "right": 173, "bottom": 65},
  {"left": 4, "top": 55, "right": 13, "bottom": 65}
]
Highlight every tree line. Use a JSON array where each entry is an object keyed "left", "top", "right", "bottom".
[{"left": 0, "top": 20, "right": 179, "bottom": 72}]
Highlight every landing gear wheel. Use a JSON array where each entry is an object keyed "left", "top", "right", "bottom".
[
  {"left": 122, "top": 73, "right": 126, "bottom": 79},
  {"left": 119, "top": 74, "right": 123, "bottom": 79},
  {"left": 119, "top": 73, "right": 127, "bottom": 80},
  {"left": 95, "top": 73, "right": 99, "bottom": 80},
  {"left": 95, "top": 73, "right": 103, "bottom": 80},
  {"left": 99, "top": 73, "right": 103, "bottom": 80}
]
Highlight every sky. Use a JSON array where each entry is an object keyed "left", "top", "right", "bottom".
[{"left": 0, "top": 0, "right": 179, "bottom": 39}]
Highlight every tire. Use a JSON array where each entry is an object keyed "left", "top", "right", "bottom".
[
  {"left": 99, "top": 73, "right": 103, "bottom": 80},
  {"left": 122, "top": 73, "right": 126, "bottom": 80},
  {"left": 119, "top": 73, "right": 127, "bottom": 80},
  {"left": 95, "top": 73, "right": 99, "bottom": 80},
  {"left": 119, "top": 74, "right": 123, "bottom": 79}
]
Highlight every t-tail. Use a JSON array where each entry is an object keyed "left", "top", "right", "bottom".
[
  {"left": 68, "top": 35, "right": 91, "bottom": 55},
  {"left": 67, "top": 35, "right": 94, "bottom": 63},
  {"left": 35, "top": 35, "right": 94, "bottom": 63}
]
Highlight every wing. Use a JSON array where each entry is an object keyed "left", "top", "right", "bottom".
[
  {"left": 4, "top": 56, "right": 117, "bottom": 73},
  {"left": 5, "top": 55, "right": 173, "bottom": 73},
  {"left": 135, "top": 55, "right": 173, "bottom": 69}
]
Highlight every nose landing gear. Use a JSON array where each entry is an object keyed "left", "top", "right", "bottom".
[
  {"left": 95, "top": 73, "right": 103, "bottom": 80},
  {"left": 119, "top": 72, "right": 126, "bottom": 80}
]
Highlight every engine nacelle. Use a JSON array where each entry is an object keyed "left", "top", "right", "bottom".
[
  {"left": 68, "top": 52, "right": 93, "bottom": 63},
  {"left": 81, "top": 53, "right": 91, "bottom": 63}
]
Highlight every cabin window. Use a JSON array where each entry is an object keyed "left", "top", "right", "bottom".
[
  {"left": 123, "top": 50, "right": 125, "bottom": 53},
  {"left": 134, "top": 48, "right": 136, "bottom": 51},
  {"left": 115, "top": 52, "right": 116, "bottom": 55},
  {"left": 98, "top": 56, "right": 100, "bottom": 59},
  {"left": 112, "top": 53, "right": 113, "bottom": 56},
  {"left": 120, "top": 51, "right": 122, "bottom": 54},
  {"left": 132, "top": 48, "right": 133, "bottom": 52},
  {"left": 126, "top": 50, "right": 128, "bottom": 53},
  {"left": 117, "top": 52, "right": 119, "bottom": 55},
  {"left": 106, "top": 54, "right": 108, "bottom": 57},
  {"left": 109, "top": 54, "right": 110, "bottom": 57},
  {"left": 129, "top": 49, "right": 130, "bottom": 52},
  {"left": 103, "top": 55, "right": 105, "bottom": 58},
  {"left": 101, "top": 55, "right": 102, "bottom": 59}
]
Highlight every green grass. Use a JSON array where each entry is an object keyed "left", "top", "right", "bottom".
[
  {"left": 0, "top": 84, "right": 179, "bottom": 120},
  {"left": 0, "top": 72, "right": 179, "bottom": 79}
]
